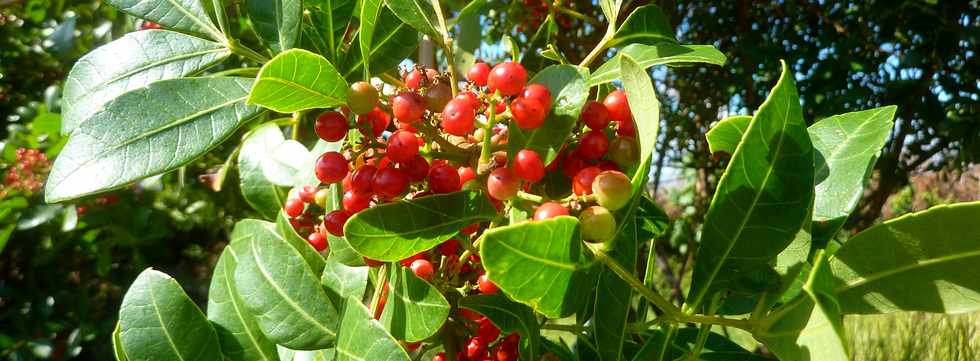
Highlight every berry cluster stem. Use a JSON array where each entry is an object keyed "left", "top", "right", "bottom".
[
  {"left": 578, "top": 23, "right": 615, "bottom": 67},
  {"left": 228, "top": 38, "right": 270, "bottom": 63},
  {"left": 429, "top": 0, "right": 460, "bottom": 96},
  {"left": 370, "top": 264, "right": 390, "bottom": 316},
  {"left": 478, "top": 97, "right": 499, "bottom": 174}
]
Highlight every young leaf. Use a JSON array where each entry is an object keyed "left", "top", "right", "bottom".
[
  {"left": 619, "top": 54, "right": 660, "bottom": 188},
  {"left": 306, "top": 0, "right": 355, "bottom": 61},
  {"left": 598, "top": 0, "right": 623, "bottom": 25},
  {"left": 248, "top": 0, "right": 302, "bottom": 53},
  {"left": 705, "top": 115, "right": 751, "bottom": 155},
  {"left": 105, "top": 0, "right": 222, "bottom": 40},
  {"left": 593, "top": 221, "right": 638, "bottom": 361},
  {"left": 829, "top": 202, "right": 980, "bottom": 314},
  {"left": 608, "top": 4, "right": 676, "bottom": 48},
  {"left": 45, "top": 77, "right": 263, "bottom": 203},
  {"left": 232, "top": 219, "right": 339, "bottom": 349},
  {"left": 276, "top": 211, "right": 327, "bottom": 274},
  {"left": 459, "top": 294, "right": 541, "bottom": 360},
  {"left": 335, "top": 297, "right": 412, "bottom": 361},
  {"left": 320, "top": 258, "right": 370, "bottom": 310},
  {"left": 344, "top": 191, "right": 498, "bottom": 262},
  {"left": 61, "top": 30, "right": 230, "bottom": 135},
  {"left": 379, "top": 267, "right": 451, "bottom": 342},
  {"left": 341, "top": 8, "right": 419, "bottom": 81},
  {"left": 590, "top": 43, "right": 726, "bottom": 86},
  {"left": 112, "top": 322, "right": 128, "bottom": 361},
  {"left": 239, "top": 124, "right": 288, "bottom": 219},
  {"left": 507, "top": 65, "right": 590, "bottom": 165},
  {"left": 383, "top": 0, "right": 442, "bottom": 41},
  {"left": 207, "top": 245, "right": 279, "bottom": 361},
  {"left": 358, "top": 0, "right": 383, "bottom": 78},
  {"left": 480, "top": 216, "right": 597, "bottom": 318},
  {"left": 248, "top": 49, "right": 348, "bottom": 113},
  {"left": 118, "top": 269, "right": 222, "bottom": 361},
  {"left": 686, "top": 60, "right": 815, "bottom": 311},
  {"left": 810, "top": 106, "right": 897, "bottom": 244}
]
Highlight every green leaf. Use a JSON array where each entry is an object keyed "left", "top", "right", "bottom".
[
  {"left": 248, "top": 0, "right": 302, "bottom": 53},
  {"left": 207, "top": 245, "right": 279, "bottom": 361},
  {"left": 508, "top": 65, "right": 590, "bottom": 165},
  {"left": 705, "top": 115, "right": 751, "bottom": 155},
  {"left": 323, "top": 184, "right": 365, "bottom": 266},
  {"left": 320, "top": 258, "right": 370, "bottom": 310},
  {"left": 829, "top": 202, "right": 980, "bottom": 314},
  {"left": 480, "top": 216, "right": 597, "bottom": 318},
  {"left": 276, "top": 210, "right": 327, "bottom": 274},
  {"left": 358, "top": 0, "right": 383, "bottom": 78},
  {"left": 598, "top": 0, "right": 623, "bottom": 25},
  {"left": 609, "top": 4, "right": 676, "bottom": 48},
  {"left": 593, "top": 221, "right": 637, "bottom": 361},
  {"left": 61, "top": 30, "right": 230, "bottom": 135},
  {"left": 335, "top": 297, "right": 412, "bottom": 361},
  {"left": 454, "top": 0, "right": 489, "bottom": 24},
  {"left": 118, "top": 269, "right": 222, "bottom": 361},
  {"left": 590, "top": 43, "right": 725, "bottom": 86},
  {"left": 383, "top": 0, "right": 441, "bottom": 41},
  {"left": 45, "top": 77, "right": 262, "bottom": 203},
  {"left": 106, "top": 0, "right": 222, "bottom": 39},
  {"left": 686, "top": 60, "right": 814, "bottom": 310},
  {"left": 265, "top": 140, "right": 315, "bottom": 187},
  {"left": 619, "top": 54, "right": 660, "bottom": 189},
  {"left": 380, "top": 266, "right": 451, "bottom": 342},
  {"left": 305, "top": 0, "right": 355, "bottom": 61},
  {"left": 341, "top": 8, "right": 420, "bottom": 81},
  {"left": 112, "top": 322, "right": 128, "bottom": 361},
  {"left": 459, "top": 294, "right": 541, "bottom": 361},
  {"left": 239, "top": 124, "right": 288, "bottom": 219},
  {"left": 345, "top": 191, "right": 498, "bottom": 262},
  {"left": 248, "top": 49, "right": 349, "bottom": 113},
  {"left": 810, "top": 106, "right": 897, "bottom": 244},
  {"left": 232, "top": 219, "right": 339, "bottom": 349}
]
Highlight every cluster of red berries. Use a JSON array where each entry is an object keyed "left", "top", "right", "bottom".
[
  {"left": 433, "top": 312, "right": 521, "bottom": 361},
  {"left": 1, "top": 148, "right": 50, "bottom": 198}
]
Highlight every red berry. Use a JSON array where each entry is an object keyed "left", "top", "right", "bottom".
[
  {"left": 521, "top": 84, "right": 552, "bottom": 109},
  {"left": 405, "top": 68, "right": 438, "bottom": 90},
  {"left": 410, "top": 259, "right": 435, "bottom": 281},
  {"left": 580, "top": 100, "right": 610, "bottom": 130},
  {"left": 386, "top": 130, "right": 420, "bottom": 163},
  {"left": 364, "top": 257, "right": 384, "bottom": 267},
  {"left": 561, "top": 152, "right": 589, "bottom": 179},
  {"left": 298, "top": 185, "right": 317, "bottom": 203},
  {"left": 466, "top": 337, "right": 487, "bottom": 359},
  {"left": 391, "top": 91, "right": 426, "bottom": 123},
  {"left": 458, "top": 166, "right": 476, "bottom": 186},
  {"left": 603, "top": 90, "right": 631, "bottom": 123},
  {"left": 442, "top": 98, "right": 476, "bottom": 136},
  {"left": 372, "top": 167, "right": 409, "bottom": 198},
  {"left": 578, "top": 130, "right": 609, "bottom": 160},
  {"left": 400, "top": 252, "right": 427, "bottom": 267},
  {"left": 438, "top": 239, "right": 459, "bottom": 256},
  {"left": 510, "top": 97, "right": 548, "bottom": 129},
  {"left": 455, "top": 91, "right": 482, "bottom": 110},
  {"left": 488, "top": 62, "right": 527, "bottom": 96},
  {"left": 432, "top": 352, "right": 447, "bottom": 361},
  {"left": 284, "top": 198, "right": 305, "bottom": 217},
  {"left": 487, "top": 167, "right": 520, "bottom": 201},
  {"left": 534, "top": 202, "right": 568, "bottom": 220},
  {"left": 572, "top": 166, "right": 602, "bottom": 195},
  {"left": 315, "top": 111, "right": 349, "bottom": 141},
  {"left": 357, "top": 107, "right": 391, "bottom": 138},
  {"left": 494, "top": 345, "right": 517, "bottom": 361},
  {"left": 467, "top": 62, "right": 491, "bottom": 86},
  {"left": 514, "top": 149, "right": 545, "bottom": 182},
  {"left": 460, "top": 223, "right": 480, "bottom": 235},
  {"left": 351, "top": 165, "right": 377, "bottom": 194},
  {"left": 477, "top": 317, "right": 501, "bottom": 342},
  {"left": 315, "top": 151, "right": 349, "bottom": 184},
  {"left": 400, "top": 155, "right": 430, "bottom": 182},
  {"left": 426, "top": 83, "right": 453, "bottom": 112},
  {"left": 404, "top": 342, "right": 421, "bottom": 351},
  {"left": 478, "top": 274, "right": 498, "bottom": 294},
  {"left": 324, "top": 210, "right": 350, "bottom": 236},
  {"left": 343, "top": 190, "right": 372, "bottom": 213},
  {"left": 307, "top": 232, "right": 328, "bottom": 252},
  {"left": 428, "top": 164, "right": 461, "bottom": 194},
  {"left": 617, "top": 117, "right": 636, "bottom": 137}
]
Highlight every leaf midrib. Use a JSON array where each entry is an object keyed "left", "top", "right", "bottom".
[
  {"left": 249, "top": 240, "right": 337, "bottom": 337},
  {"left": 835, "top": 248, "right": 980, "bottom": 294},
  {"left": 492, "top": 236, "right": 577, "bottom": 270},
  {"left": 148, "top": 282, "right": 188, "bottom": 361},
  {"left": 812, "top": 107, "right": 889, "bottom": 178},
  {"left": 221, "top": 249, "right": 275, "bottom": 361}
]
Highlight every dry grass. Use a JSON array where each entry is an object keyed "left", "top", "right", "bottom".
[{"left": 847, "top": 311, "right": 980, "bottom": 361}]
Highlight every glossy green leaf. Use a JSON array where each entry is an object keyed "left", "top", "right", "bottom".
[
  {"left": 276, "top": 211, "right": 326, "bottom": 274},
  {"left": 335, "top": 297, "right": 412, "bottom": 361},
  {"left": 106, "top": 0, "right": 222, "bottom": 39},
  {"left": 345, "top": 191, "right": 498, "bottom": 262},
  {"left": 380, "top": 267, "right": 451, "bottom": 342},
  {"left": 810, "top": 106, "right": 897, "bottom": 243},
  {"left": 112, "top": 322, "right": 128, "bottom": 361},
  {"left": 341, "top": 8, "right": 419, "bottom": 81},
  {"left": 118, "top": 269, "right": 222, "bottom": 361},
  {"left": 61, "top": 30, "right": 230, "bottom": 135},
  {"left": 508, "top": 65, "right": 590, "bottom": 165},
  {"left": 305, "top": 0, "right": 355, "bottom": 61},
  {"left": 320, "top": 258, "right": 369, "bottom": 310},
  {"left": 248, "top": 49, "right": 348, "bottom": 113},
  {"left": 46, "top": 77, "right": 262, "bottom": 202},
  {"left": 232, "top": 219, "right": 339, "bottom": 349},
  {"left": 705, "top": 115, "right": 751, "bottom": 155},
  {"left": 619, "top": 54, "right": 660, "bottom": 189},
  {"left": 324, "top": 185, "right": 365, "bottom": 266},
  {"left": 239, "top": 124, "right": 288, "bottom": 219},
  {"left": 480, "top": 216, "right": 596, "bottom": 318},
  {"left": 248, "top": 0, "right": 302, "bottom": 53},
  {"left": 636, "top": 327, "right": 768, "bottom": 361},
  {"left": 383, "top": 0, "right": 441, "bottom": 41},
  {"left": 590, "top": 43, "right": 726, "bottom": 86},
  {"left": 829, "top": 202, "right": 980, "bottom": 314},
  {"left": 459, "top": 294, "right": 540, "bottom": 360},
  {"left": 207, "top": 245, "right": 278, "bottom": 361},
  {"left": 686, "top": 60, "right": 814, "bottom": 310},
  {"left": 609, "top": 4, "right": 676, "bottom": 48},
  {"left": 358, "top": 0, "right": 383, "bottom": 78},
  {"left": 594, "top": 220, "right": 638, "bottom": 361}
]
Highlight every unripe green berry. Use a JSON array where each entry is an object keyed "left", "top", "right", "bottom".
[
  {"left": 579, "top": 206, "right": 616, "bottom": 243},
  {"left": 608, "top": 137, "right": 639, "bottom": 167},
  {"left": 348, "top": 81, "right": 379, "bottom": 115},
  {"left": 314, "top": 188, "right": 331, "bottom": 208},
  {"left": 592, "top": 170, "right": 632, "bottom": 211}
]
